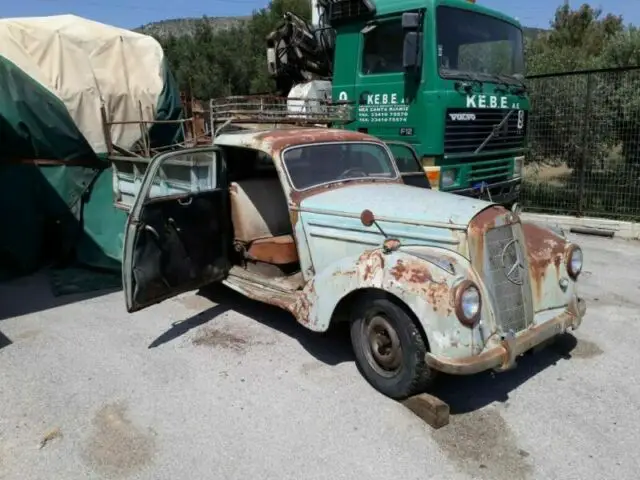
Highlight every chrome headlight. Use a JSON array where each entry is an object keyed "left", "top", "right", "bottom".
[
  {"left": 566, "top": 245, "right": 583, "bottom": 279},
  {"left": 453, "top": 280, "right": 482, "bottom": 327}
]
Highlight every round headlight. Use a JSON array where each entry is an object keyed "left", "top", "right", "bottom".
[
  {"left": 567, "top": 245, "right": 583, "bottom": 279},
  {"left": 454, "top": 280, "right": 482, "bottom": 327}
]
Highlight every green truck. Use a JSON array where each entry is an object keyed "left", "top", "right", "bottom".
[{"left": 266, "top": 0, "right": 529, "bottom": 204}]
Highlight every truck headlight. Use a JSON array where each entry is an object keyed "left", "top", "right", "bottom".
[
  {"left": 441, "top": 169, "right": 457, "bottom": 188},
  {"left": 453, "top": 280, "right": 482, "bottom": 327},
  {"left": 566, "top": 245, "right": 583, "bottom": 279},
  {"left": 513, "top": 156, "right": 525, "bottom": 178}
]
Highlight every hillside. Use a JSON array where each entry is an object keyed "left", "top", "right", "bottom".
[
  {"left": 524, "top": 27, "right": 546, "bottom": 39},
  {"left": 136, "top": 16, "right": 250, "bottom": 37},
  {"left": 136, "top": 16, "right": 545, "bottom": 39}
]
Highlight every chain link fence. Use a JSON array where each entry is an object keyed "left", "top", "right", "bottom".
[{"left": 522, "top": 67, "right": 640, "bottom": 221}]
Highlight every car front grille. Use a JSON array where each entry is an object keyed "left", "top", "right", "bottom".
[{"left": 483, "top": 224, "right": 530, "bottom": 334}]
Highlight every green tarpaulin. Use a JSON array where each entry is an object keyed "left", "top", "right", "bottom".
[{"left": 0, "top": 15, "right": 184, "bottom": 286}]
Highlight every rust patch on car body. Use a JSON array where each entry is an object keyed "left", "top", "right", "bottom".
[
  {"left": 289, "top": 209, "right": 299, "bottom": 227},
  {"left": 253, "top": 127, "right": 378, "bottom": 153},
  {"left": 390, "top": 258, "right": 433, "bottom": 284},
  {"left": 467, "top": 205, "right": 512, "bottom": 272},
  {"left": 358, "top": 249, "right": 386, "bottom": 283},
  {"left": 288, "top": 178, "right": 400, "bottom": 205},
  {"left": 289, "top": 280, "right": 316, "bottom": 325},
  {"left": 522, "top": 222, "right": 568, "bottom": 302},
  {"left": 389, "top": 259, "right": 453, "bottom": 316},
  {"left": 468, "top": 206, "right": 506, "bottom": 236}
]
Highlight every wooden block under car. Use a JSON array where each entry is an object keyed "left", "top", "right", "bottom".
[{"left": 401, "top": 393, "right": 450, "bottom": 429}]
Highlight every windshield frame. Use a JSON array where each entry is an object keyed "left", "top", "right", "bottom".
[
  {"left": 435, "top": 5, "right": 525, "bottom": 85},
  {"left": 281, "top": 140, "right": 401, "bottom": 192}
]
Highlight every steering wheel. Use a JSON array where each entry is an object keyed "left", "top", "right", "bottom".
[{"left": 339, "top": 167, "right": 368, "bottom": 179}]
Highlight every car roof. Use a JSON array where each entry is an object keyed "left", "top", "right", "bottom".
[{"left": 214, "top": 127, "right": 384, "bottom": 156}]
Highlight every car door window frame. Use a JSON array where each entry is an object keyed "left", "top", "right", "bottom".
[{"left": 123, "top": 146, "right": 228, "bottom": 313}]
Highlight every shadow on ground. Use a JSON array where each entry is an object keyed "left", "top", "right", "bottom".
[
  {"left": 0, "top": 330, "right": 12, "bottom": 350},
  {"left": 146, "top": 284, "right": 584, "bottom": 412},
  {"left": 148, "top": 284, "right": 353, "bottom": 366},
  {"left": 433, "top": 333, "right": 580, "bottom": 414},
  {"left": 0, "top": 270, "right": 121, "bottom": 321}
]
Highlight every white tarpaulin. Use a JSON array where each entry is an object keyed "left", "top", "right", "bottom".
[{"left": 0, "top": 14, "right": 168, "bottom": 154}]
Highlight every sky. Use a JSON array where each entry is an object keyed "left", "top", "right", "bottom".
[{"left": 0, "top": 0, "right": 638, "bottom": 30}]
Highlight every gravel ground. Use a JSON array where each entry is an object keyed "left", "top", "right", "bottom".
[{"left": 1, "top": 233, "right": 639, "bottom": 480}]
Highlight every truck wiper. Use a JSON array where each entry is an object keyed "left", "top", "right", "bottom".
[
  {"left": 512, "top": 74, "right": 528, "bottom": 95},
  {"left": 441, "top": 69, "right": 484, "bottom": 89},
  {"left": 492, "top": 76, "right": 510, "bottom": 94},
  {"left": 474, "top": 109, "right": 515, "bottom": 154},
  {"left": 492, "top": 73, "right": 528, "bottom": 95}
]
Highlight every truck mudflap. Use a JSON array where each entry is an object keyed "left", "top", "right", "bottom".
[{"left": 424, "top": 297, "right": 586, "bottom": 376}]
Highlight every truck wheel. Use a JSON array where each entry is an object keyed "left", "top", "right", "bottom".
[{"left": 350, "top": 296, "right": 435, "bottom": 400}]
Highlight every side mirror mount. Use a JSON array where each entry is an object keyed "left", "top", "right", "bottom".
[
  {"left": 403, "top": 31, "right": 422, "bottom": 70},
  {"left": 360, "top": 209, "right": 400, "bottom": 253}
]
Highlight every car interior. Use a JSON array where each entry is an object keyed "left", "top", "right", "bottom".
[
  {"left": 223, "top": 145, "right": 303, "bottom": 290},
  {"left": 128, "top": 144, "right": 306, "bottom": 309}
]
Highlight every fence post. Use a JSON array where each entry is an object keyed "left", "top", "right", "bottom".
[{"left": 577, "top": 72, "right": 593, "bottom": 216}]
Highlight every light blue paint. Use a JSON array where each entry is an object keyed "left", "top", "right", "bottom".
[
  {"left": 305, "top": 247, "right": 486, "bottom": 359},
  {"left": 298, "top": 183, "right": 491, "bottom": 228}
]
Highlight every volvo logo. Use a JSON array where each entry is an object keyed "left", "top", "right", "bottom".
[
  {"left": 449, "top": 113, "right": 476, "bottom": 121},
  {"left": 501, "top": 239, "right": 525, "bottom": 285}
]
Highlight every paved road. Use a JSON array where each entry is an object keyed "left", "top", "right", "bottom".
[{"left": 1, "top": 233, "right": 639, "bottom": 480}]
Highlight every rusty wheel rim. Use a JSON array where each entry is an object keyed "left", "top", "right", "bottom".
[{"left": 363, "top": 314, "right": 402, "bottom": 377}]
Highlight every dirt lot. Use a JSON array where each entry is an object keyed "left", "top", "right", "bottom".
[{"left": 1, "top": 233, "right": 639, "bottom": 480}]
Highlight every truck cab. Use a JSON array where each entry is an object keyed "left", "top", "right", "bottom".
[{"left": 267, "top": 0, "right": 529, "bottom": 205}]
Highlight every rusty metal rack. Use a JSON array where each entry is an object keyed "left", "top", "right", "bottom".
[{"left": 209, "top": 95, "right": 356, "bottom": 136}]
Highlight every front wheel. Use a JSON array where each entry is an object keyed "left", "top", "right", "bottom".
[{"left": 350, "top": 296, "right": 435, "bottom": 400}]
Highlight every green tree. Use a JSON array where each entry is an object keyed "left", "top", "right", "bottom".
[
  {"left": 155, "top": 0, "right": 310, "bottom": 97},
  {"left": 525, "top": 3, "right": 628, "bottom": 170}
]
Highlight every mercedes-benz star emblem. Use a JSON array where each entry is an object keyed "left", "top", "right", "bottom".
[{"left": 501, "top": 239, "right": 524, "bottom": 285}]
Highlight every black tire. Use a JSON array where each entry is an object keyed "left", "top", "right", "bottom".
[{"left": 349, "top": 296, "right": 435, "bottom": 400}]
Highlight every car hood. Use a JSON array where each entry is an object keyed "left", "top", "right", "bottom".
[{"left": 298, "top": 183, "right": 493, "bottom": 228}]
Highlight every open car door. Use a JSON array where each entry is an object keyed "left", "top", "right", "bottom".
[
  {"left": 122, "top": 147, "right": 230, "bottom": 313},
  {"left": 386, "top": 141, "right": 433, "bottom": 189}
]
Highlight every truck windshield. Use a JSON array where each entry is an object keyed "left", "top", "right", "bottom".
[
  {"left": 283, "top": 142, "right": 398, "bottom": 191},
  {"left": 436, "top": 6, "right": 524, "bottom": 83}
]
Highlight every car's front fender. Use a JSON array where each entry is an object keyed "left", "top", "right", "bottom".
[{"left": 292, "top": 247, "right": 486, "bottom": 359}]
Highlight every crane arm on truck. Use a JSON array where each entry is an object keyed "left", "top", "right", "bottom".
[
  {"left": 266, "top": 11, "right": 333, "bottom": 95},
  {"left": 266, "top": 0, "right": 375, "bottom": 95}
]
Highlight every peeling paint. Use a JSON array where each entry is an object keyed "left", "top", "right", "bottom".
[
  {"left": 522, "top": 222, "right": 568, "bottom": 305},
  {"left": 254, "top": 128, "right": 380, "bottom": 154},
  {"left": 289, "top": 280, "right": 317, "bottom": 326}
]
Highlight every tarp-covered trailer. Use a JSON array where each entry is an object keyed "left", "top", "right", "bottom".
[{"left": 0, "top": 14, "right": 185, "bottom": 281}]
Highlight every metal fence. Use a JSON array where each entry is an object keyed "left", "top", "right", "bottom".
[{"left": 522, "top": 66, "right": 640, "bottom": 221}]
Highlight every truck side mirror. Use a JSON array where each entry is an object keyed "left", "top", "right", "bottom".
[
  {"left": 402, "top": 12, "right": 420, "bottom": 30},
  {"left": 403, "top": 32, "right": 422, "bottom": 69}
]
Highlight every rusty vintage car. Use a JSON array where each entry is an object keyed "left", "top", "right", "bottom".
[{"left": 121, "top": 126, "right": 586, "bottom": 400}]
